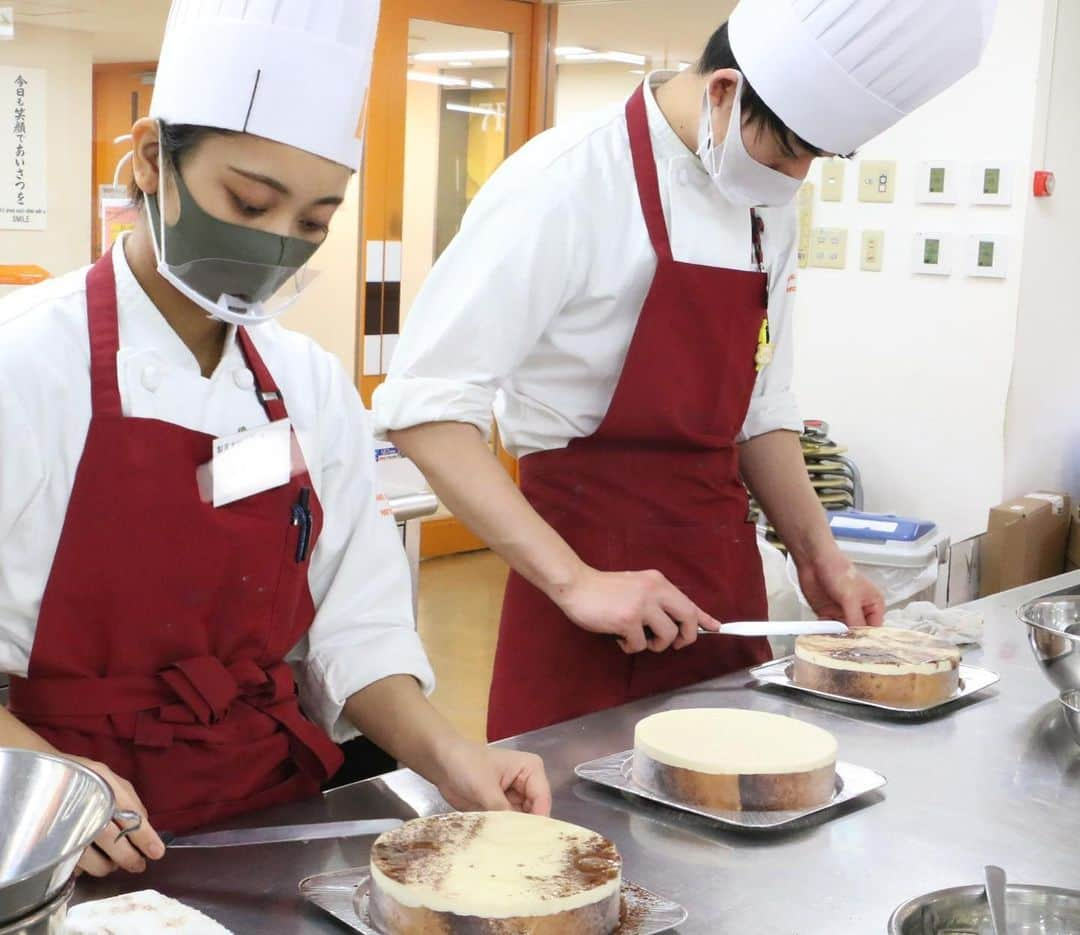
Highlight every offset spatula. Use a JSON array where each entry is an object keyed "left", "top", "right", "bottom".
[
  {"left": 699, "top": 620, "right": 849, "bottom": 637},
  {"left": 162, "top": 818, "right": 403, "bottom": 849}
]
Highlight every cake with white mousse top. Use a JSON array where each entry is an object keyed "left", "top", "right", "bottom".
[
  {"left": 632, "top": 708, "right": 838, "bottom": 811},
  {"left": 368, "top": 811, "right": 622, "bottom": 934}
]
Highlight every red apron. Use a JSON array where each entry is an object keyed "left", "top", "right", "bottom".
[
  {"left": 9, "top": 250, "right": 343, "bottom": 832},
  {"left": 487, "top": 86, "right": 772, "bottom": 741}
]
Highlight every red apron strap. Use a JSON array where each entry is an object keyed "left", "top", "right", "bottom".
[
  {"left": 85, "top": 249, "right": 124, "bottom": 419},
  {"left": 625, "top": 84, "right": 673, "bottom": 263},
  {"left": 236, "top": 327, "right": 289, "bottom": 422}
]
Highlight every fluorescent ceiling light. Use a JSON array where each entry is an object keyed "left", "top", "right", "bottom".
[
  {"left": 562, "top": 50, "right": 646, "bottom": 66},
  {"left": 407, "top": 71, "right": 468, "bottom": 87},
  {"left": 554, "top": 46, "right": 595, "bottom": 56},
  {"left": 413, "top": 49, "right": 508, "bottom": 63},
  {"left": 678, "top": 62, "right": 693, "bottom": 71},
  {"left": 448, "top": 60, "right": 473, "bottom": 68},
  {"left": 447, "top": 103, "right": 502, "bottom": 118},
  {"left": 470, "top": 79, "right": 495, "bottom": 89},
  {"left": 629, "top": 69, "right": 645, "bottom": 75}
]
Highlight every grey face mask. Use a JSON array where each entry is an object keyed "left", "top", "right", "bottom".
[{"left": 146, "top": 165, "right": 320, "bottom": 325}]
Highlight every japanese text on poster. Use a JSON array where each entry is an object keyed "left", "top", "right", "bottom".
[{"left": 0, "top": 66, "right": 46, "bottom": 230}]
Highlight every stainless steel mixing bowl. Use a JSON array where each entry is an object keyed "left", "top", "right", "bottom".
[
  {"left": 0, "top": 749, "right": 135, "bottom": 924},
  {"left": 889, "top": 883, "right": 1080, "bottom": 934},
  {"left": 1059, "top": 689, "right": 1080, "bottom": 746},
  {"left": 1018, "top": 595, "right": 1080, "bottom": 692},
  {"left": 0, "top": 880, "right": 73, "bottom": 935}
]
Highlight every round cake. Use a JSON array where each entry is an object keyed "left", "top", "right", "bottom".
[
  {"left": 368, "top": 812, "right": 622, "bottom": 934},
  {"left": 632, "top": 708, "right": 837, "bottom": 811},
  {"left": 793, "top": 626, "right": 961, "bottom": 708}
]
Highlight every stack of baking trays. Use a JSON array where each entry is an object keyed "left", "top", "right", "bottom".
[{"left": 753, "top": 420, "right": 864, "bottom": 554}]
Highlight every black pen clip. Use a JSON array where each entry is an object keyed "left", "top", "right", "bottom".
[{"left": 292, "top": 487, "right": 312, "bottom": 563}]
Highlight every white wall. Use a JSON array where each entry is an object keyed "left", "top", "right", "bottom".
[
  {"left": 1004, "top": 0, "right": 1080, "bottom": 500},
  {"left": 555, "top": 63, "right": 644, "bottom": 125},
  {"left": 791, "top": 0, "right": 1048, "bottom": 541},
  {"left": 0, "top": 24, "right": 92, "bottom": 297}
]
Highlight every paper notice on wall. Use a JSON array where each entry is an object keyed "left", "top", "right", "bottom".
[
  {"left": 100, "top": 185, "right": 138, "bottom": 252},
  {"left": 0, "top": 8, "right": 14, "bottom": 40},
  {"left": 0, "top": 66, "right": 46, "bottom": 230}
]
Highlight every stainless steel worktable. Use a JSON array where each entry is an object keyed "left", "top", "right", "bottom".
[{"left": 72, "top": 572, "right": 1080, "bottom": 933}]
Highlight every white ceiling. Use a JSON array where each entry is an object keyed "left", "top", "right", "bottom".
[{"left": 8, "top": 0, "right": 737, "bottom": 68}]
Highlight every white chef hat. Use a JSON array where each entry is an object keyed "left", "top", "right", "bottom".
[
  {"left": 728, "top": 0, "right": 998, "bottom": 155},
  {"left": 150, "top": 0, "right": 380, "bottom": 171}
]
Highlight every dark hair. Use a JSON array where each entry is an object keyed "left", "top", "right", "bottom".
[
  {"left": 697, "top": 23, "right": 833, "bottom": 159},
  {"left": 129, "top": 122, "right": 236, "bottom": 204}
]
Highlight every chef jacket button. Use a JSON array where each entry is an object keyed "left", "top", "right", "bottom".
[
  {"left": 233, "top": 368, "right": 255, "bottom": 390},
  {"left": 140, "top": 365, "right": 162, "bottom": 392}
]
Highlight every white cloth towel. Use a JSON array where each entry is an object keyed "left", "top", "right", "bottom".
[
  {"left": 885, "top": 601, "right": 983, "bottom": 646},
  {"left": 65, "top": 890, "right": 233, "bottom": 934}
]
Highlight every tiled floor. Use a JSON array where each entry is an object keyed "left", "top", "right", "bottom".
[{"left": 416, "top": 550, "right": 508, "bottom": 742}]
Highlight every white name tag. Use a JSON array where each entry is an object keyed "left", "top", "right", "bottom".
[{"left": 198, "top": 419, "right": 293, "bottom": 508}]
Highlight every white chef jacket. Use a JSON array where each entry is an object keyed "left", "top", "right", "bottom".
[
  {"left": 0, "top": 239, "right": 435, "bottom": 743},
  {"left": 373, "top": 71, "right": 803, "bottom": 457}
]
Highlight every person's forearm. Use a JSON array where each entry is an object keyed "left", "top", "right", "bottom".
[
  {"left": 739, "top": 430, "right": 841, "bottom": 567},
  {"left": 342, "top": 674, "right": 461, "bottom": 783},
  {"left": 0, "top": 705, "right": 58, "bottom": 754},
  {"left": 389, "top": 422, "right": 583, "bottom": 598}
]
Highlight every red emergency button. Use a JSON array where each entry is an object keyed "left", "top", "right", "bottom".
[{"left": 1034, "top": 170, "right": 1056, "bottom": 197}]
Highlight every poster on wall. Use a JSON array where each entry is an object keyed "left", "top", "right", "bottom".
[
  {"left": 100, "top": 184, "right": 138, "bottom": 253},
  {"left": 0, "top": 66, "right": 46, "bottom": 230}
]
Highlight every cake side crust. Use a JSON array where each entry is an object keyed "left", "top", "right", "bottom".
[
  {"left": 368, "top": 877, "right": 622, "bottom": 935},
  {"left": 632, "top": 749, "right": 835, "bottom": 811},
  {"left": 792, "top": 656, "right": 959, "bottom": 707}
]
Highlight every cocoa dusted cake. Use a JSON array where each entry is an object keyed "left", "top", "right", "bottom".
[
  {"left": 368, "top": 812, "right": 622, "bottom": 934},
  {"left": 793, "top": 626, "right": 962, "bottom": 708},
  {"left": 632, "top": 708, "right": 837, "bottom": 811}
]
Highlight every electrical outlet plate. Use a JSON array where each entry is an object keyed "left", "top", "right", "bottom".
[
  {"left": 966, "top": 234, "right": 1008, "bottom": 278},
  {"left": 861, "top": 230, "right": 885, "bottom": 272},
  {"left": 971, "top": 162, "right": 1014, "bottom": 206},
  {"left": 917, "top": 161, "right": 959, "bottom": 204},
  {"left": 911, "top": 232, "right": 952, "bottom": 276},
  {"left": 797, "top": 183, "right": 814, "bottom": 269},
  {"left": 808, "top": 227, "right": 847, "bottom": 270},
  {"left": 821, "top": 159, "right": 845, "bottom": 202},
  {"left": 858, "top": 160, "right": 897, "bottom": 203}
]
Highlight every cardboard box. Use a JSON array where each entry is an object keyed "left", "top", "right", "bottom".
[
  {"left": 979, "top": 491, "right": 1071, "bottom": 597},
  {"left": 1067, "top": 503, "right": 1080, "bottom": 572}
]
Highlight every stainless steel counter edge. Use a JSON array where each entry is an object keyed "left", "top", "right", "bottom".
[{"left": 71, "top": 571, "right": 1080, "bottom": 934}]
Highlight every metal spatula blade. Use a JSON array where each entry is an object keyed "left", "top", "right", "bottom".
[
  {"left": 985, "top": 864, "right": 1008, "bottom": 935},
  {"left": 162, "top": 818, "right": 403, "bottom": 849},
  {"left": 699, "top": 620, "right": 849, "bottom": 638}
]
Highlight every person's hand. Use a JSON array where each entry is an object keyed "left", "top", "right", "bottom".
[
  {"left": 432, "top": 740, "right": 552, "bottom": 817},
  {"left": 67, "top": 756, "right": 166, "bottom": 877},
  {"left": 553, "top": 565, "right": 720, "bottom": 654},
  {"left": 796, "top": 549, "right": 885, "bottom": 628}
]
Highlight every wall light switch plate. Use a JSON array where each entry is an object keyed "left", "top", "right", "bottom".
[
  {"left": 971, "top": 162, "right": 1014, "bottom": 206},
  {"left": 858, "top": 160, "right": 897, "bottom": 203},
  {"left": 966, "top": 234, "right": 1008, "bottom": 278},
  {"left": 821, "top": 159, "right": 845, "bottom": 202},
  {"left": 911, "top": 232, "right": 952, "bottom": 276},
  {"left": 917, "top": 160, "right": 959, "bottom": 204},
  {"left": 861, "top": 230, "right": 885, "bottom": 271},
  {"left": 808, "top": 228, "right": 847, "bottom": 270}
]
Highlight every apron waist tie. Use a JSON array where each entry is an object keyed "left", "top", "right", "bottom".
[{"left": 9, "top": 657, "right": 342, "bottom": 782}]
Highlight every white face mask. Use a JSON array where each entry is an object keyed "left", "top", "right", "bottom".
[{"left": 696, "top": 75, "right": 803, "bottom": 209}]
